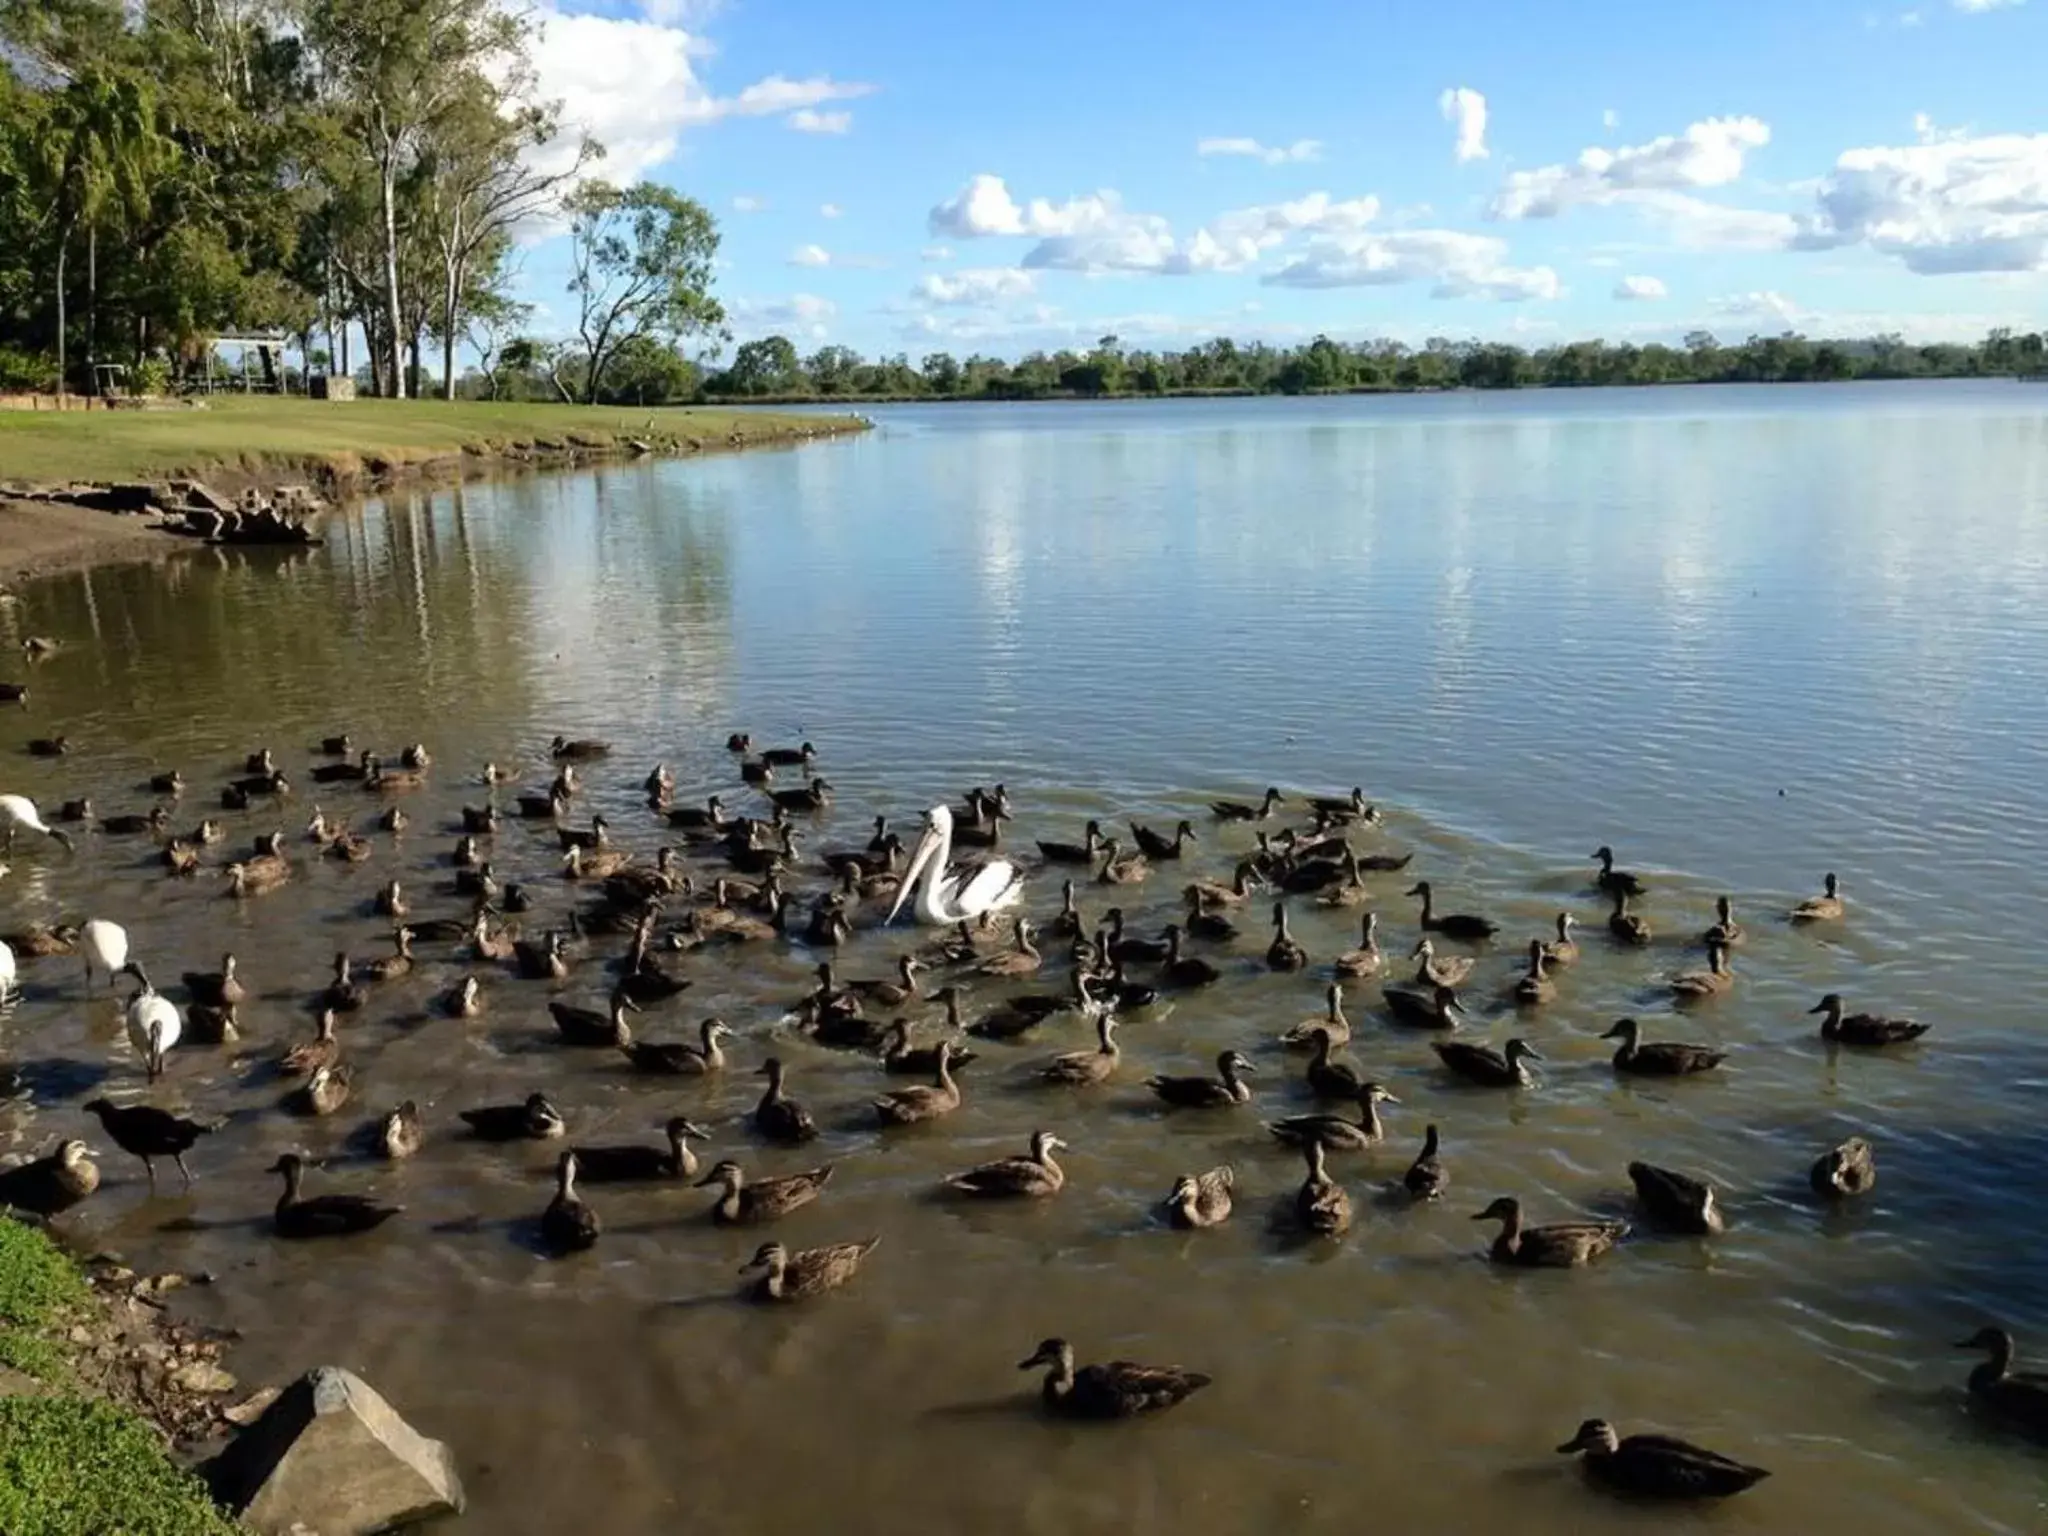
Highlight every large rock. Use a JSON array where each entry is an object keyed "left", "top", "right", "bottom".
[{"left": 204, "top": 1366, "right": 463, "bottom": 1535}]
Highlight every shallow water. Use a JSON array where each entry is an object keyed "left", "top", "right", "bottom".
[{"left": 4, "top": 382, "right": 2048, "bottom": 1532}]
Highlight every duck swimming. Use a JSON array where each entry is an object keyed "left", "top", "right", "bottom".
[
  {"left": 1791, "top": 872, "right": 1844, "bottom": 923},
  {"left": 1956, "top": 1328, "right": 2048, "bottom": 1438},
  {"left": 1603, "top": 1017, "right": 1727, "bottom": 1077},
  {"left": 540, "top": 1151, "right": 601, "bottom": 1254},
  {"left": 697, "top": 1159, "right": 834, "bottom": 1224},
  {"left": 1018, "top": 1338, "right": 1210, "bottom": 1420},
  {"left": 1627, "top": 1162, "right": 1724, "bottom": 1235},
  {"left": 461, "top": 1092, "right": 566, "bottom": 1142},
  {"left": 1669, "top": 939, "right": 1735, "bottom": 1001},
  {"left": 742, "top": 1238, "right": 879, "bottom": 1302},
  {"left": 269, "top": 1154, "right": 401, "bottom": 1240},
  {"left": 1036, "top": 820, "right": 1103, "bottom": 865},
  {"left": 1810, "top": 1137, "right": 1876, "bottom": 1199},
  {"left": 1702, "top": 896, "right": 1743, "bottom": 947},
  {"left": 872, "top": 1039, "right": 963, "bottom": 1126},
  {"left": 1513, "top": 939, "right": 1557, "bottom": 1007},
  {"left": 1404, "top": 1124, "right": 1447, "bottom": 1201},
  {"left": 1406, "top": 881, "right": 1498, "bottom": 941},
  {"left": 1211, "top": 788, "right": 1283, "bottom": 822},
  {"left": 1094, "top": 837, "right": 1149, "bottom": 886},
  {"left": 1266, "top": 1082, "right": 1397, "bottom": 1154},
  {"left": 1557, "top": 1419, "right": 1768, "bottom": 1500},
  {"left": 1130, "top": 819, "right": 1197, "bottom": 861},
  {"left": 1163, "top": 1166, "right": 1233, "bottom": 1229},
  {"left": 1474, "top": 1196, "right": 1626, "bottom": 1267},
  {"left": 1542, "top": 912, "right": 1580, "bottom": 966},
  {"left": 1039, "top": 1014, "right": 1120, "bottom": 1087},
  {"left": 754, "top": 1057, "right": 818, "bottom": 1144},
  {"left": 1282, "top": 983, "right": 1350, "bottom": 1049},
  {"left": 1608, "top": 889, "right": 1652, "bottom": 947},
  {"left": 1303, "top": 1026, "right": 1366, "bottom": 1099},
  {"left": 1147, "top": 1050, "right": 1256, "bottom": 1109},
  {"left": 945, "top": 1130, "right": 1066, "bottom": 1198},
  {"left": 1434, "top": 1036, "right": 1541, "bottom": 1088},
  {"left": 1810, "top": 992, "right": 1929, "bottom": 1047},
  {"left": 1294, "top": 1139, "right": 1352, "bottom": 1236},
  {"left": 1266, "top": 901, "right": 1308, "bottom": 971},
  {"left": 1591, "top": 845, "right": 1647, "bottom": 898},
  {"left": 0, "top": 1139, "right": 99, "bottom": 1218}
]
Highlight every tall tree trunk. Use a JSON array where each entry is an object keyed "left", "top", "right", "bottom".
[
  {"left": 365, "top": 312, "right": 385, "bottom": 397},
  {"left": 340, "top": 314, "right": 351, "bottom": 378},
  {"left": 53, "top": 230, "right": 69, "bottom": 397},
  {"left": 378, "top": 154, "right": 406, "bottom": 399},
  {"left": 86, "top": 222, "right": 97, "bottom": 392},
  {"left": 408, "top": 332, "right": 421, "bottom": 398}
]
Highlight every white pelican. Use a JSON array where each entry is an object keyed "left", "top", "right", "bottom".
[
  {"left": 0, "top": 793, "right": 73, "bottom": 856},
  {"left": 124, "top": 969, "right": 182, "bottom": 1081},
  {"left": 887, "top": 804, "right": 1025, "bottom": 926},
  {"left": 0, "top": 938, "right": 13, "bottom": 1001}
]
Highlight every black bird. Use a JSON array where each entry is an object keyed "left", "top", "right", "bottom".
[
  {"left": 1406, "top": 881, "right": 1499, "bottom": 941},
  {"left": 760, "top": 741, "right": 817, "bottom": 768},
  {"left": 1557, "top": 1419, "right": 1769, "bottom": 1500},
  {"left": 754, "top": 1057, "right": 818, "bottom": 1144},
  {"left": 269, "top": 1154, "right": 403, "bottom": 1240},
  {"left": 461, "top": 1092, "right": 566, "bottom": 1142},
  {"left": 1130, "top": 819, "right": 1197, "bottom": 861},
  {"left": 540, "top": 1152, "right": 601, "bottom": 1253},
  {"left": 1591, "top": 845, "right": 1649, "bottom": 898},
  {"left": 83, "top": 1098, "right": 221, "bottom": 1186},
  {"left": 1036, "top": 820, "right": 1103, "bottom": 866},
  {"left": 1018, "top": 1338, "right": 1211, "bottom": 1420},
  {"left": 571, "top": 1118, "right": 711, "bottom": 1183},
  {"left": 1211, "top": 787, "right": 1283, "bottom": 822},
  {"left": 551, "top": 735, "right": 611, "bottom": 761}
]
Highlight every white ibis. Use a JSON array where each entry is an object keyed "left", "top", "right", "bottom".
[
  {"left": 81, "top": 918, "right": 135, "bottom": 992},
  {"left": 123, "top": 968, "right": 182, "bottom": 1081},
  {"left": 0, "top": 794, "right": 74, "bottom": 856}
]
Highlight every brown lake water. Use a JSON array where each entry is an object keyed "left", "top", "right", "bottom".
[{"left": 4, "top": 383, "right": 2048, "bottom": 1532}]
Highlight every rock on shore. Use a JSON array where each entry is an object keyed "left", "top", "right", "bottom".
[{"left": 204, "top": 1365, "right": 463, "bottom": 1535}]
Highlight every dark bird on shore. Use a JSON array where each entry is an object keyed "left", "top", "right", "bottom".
[
  {"left": 1557, "top": 1419, "right": 1769, "bottom": 1500},
  {"left": 269, "top": 1153, "right": 402, "bottom": 1240},
  {"left": 1018, "top": 1338, "right": 1211, "bottom": 1420},
  {"left": 84, "top": 1098, "right": 221, "bottom": 1186},
  {"left": 461, "top": 1092, "right": 566, "bottom": 1142},
  {"left": 0, "top": 1139, "right": 100, "bottom": 1218}
]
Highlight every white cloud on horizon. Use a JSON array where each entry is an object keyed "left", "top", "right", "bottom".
[
  {"left": 730, "top": 292, "right": 837, "bottom": 340},
  {"left": 1791, "top": 129, "right": 2048, "bottom": 273},
  {"left": 1439, "top": 87, "right": 1489, "bottom": 163},
  {"left": 1613, "top": 273, "right": 1668, "bottom": 299},
  {"left": 788, "top": 108, "right": 853, "bottom": 134},
  {"left": 1491, "top": 116, "right": 1771, "bottom": 219},
  {"left": 915, "top": 268, "right": 1040, "bottom": 305},
  {"left": 790, "top": 243, "right": 832, "bottom": 267},
  {"left": 1264, "top": 228, "right": 1561, "bottom": 300},
  {"left": 1196, "top": 136, "right": 1325, "bottom": 165}
]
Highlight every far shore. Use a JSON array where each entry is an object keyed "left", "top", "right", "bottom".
[{"left": 0, "top": 398, "right": 864, "bottom": 583}]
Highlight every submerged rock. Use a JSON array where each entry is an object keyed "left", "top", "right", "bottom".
[{"left": 204, "top": 1365, "right": 463, "bottom": 1535}]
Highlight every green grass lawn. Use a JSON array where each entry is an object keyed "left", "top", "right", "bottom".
[
  {"left": 0, "top": 395, "right": 854, "bottom": 486},
  {"left": 0, "top": 1220, "right": 237, "bottom": 1536}
]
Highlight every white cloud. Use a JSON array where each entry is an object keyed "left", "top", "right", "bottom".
[
  {"left": 789, "top": 244, "right": 832, "bottom": 267},
  {"left": 928, "top": 174, "right": 1121, "bottom": 238},
  {"left": 1792, "top": 129, "right": 2048, "bottom": 273},
  {"left": 921, "top": 244, "right": 954, "bottom": 262},
  {"left": 636, "top": 0, "right": 725, "bottom": 23},
  {"left": 1196, "top": 137, "right": 1324, "bottom": 165},
  {"left": 732, "top": 194, "right": 765, "bottom": 213},
  {"left": 1490, "top": 116, "right": 1771, "bottom": 219},
  {"left": 1628, "top": 190, "right": 1800, "bottom": 250},
  {"left": 1710, "top": 290, "right": 1806, "bottom": 324},
  {"left": 788, "top": 108, "right": 852, "bottom": 135},
  {"left": 1953, "top": 0, "right": 2023, "bottom": 12},
  {"left": 1439, "top": 87, "right": 1489, "bottom": 163},
  {"left": 1613, "top": 274, "right": 1668, "bottom": 300},
  {"left": 730, "top": 293, "right": 836, "bottom": 340},
  {"left": 524, "top": 6, "right": 874, "bottom": 185},
  {"left": 915, "top": 268, "right": 1040, "bottom": 306},
  {"left": 1264, "top": 228, "right": 1560, "bottom": 300},
  {"left": 819, "top": 202, "right": 843, "bottom": 218},
  {"left": 1602, "top": 108, "right": 1619, "bottom": 131}
]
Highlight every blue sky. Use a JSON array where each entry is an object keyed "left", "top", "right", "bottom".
[{"left": 516, "top": 0, "right": 2048, "bottom": 358}]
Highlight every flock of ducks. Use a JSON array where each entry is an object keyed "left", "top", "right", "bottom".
[{"left": 0, "top": 721, "right": 2041, "bottom": 1502}]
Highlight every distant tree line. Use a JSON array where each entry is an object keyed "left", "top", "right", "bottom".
[{"left": 663, "top": 328, "right": 2046, "bottom": 403}]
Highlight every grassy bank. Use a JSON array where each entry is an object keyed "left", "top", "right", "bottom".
[
  {"left": 0, "top": 1220, "right": 238, "bottom": 1536},
  {"left": 0, "top": 396, "right": 862, "bottom": 489}
]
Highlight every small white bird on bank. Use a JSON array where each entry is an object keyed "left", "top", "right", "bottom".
[
  {"left": 123, "top": 968, "right": 182, "bottom": 1081},
  {"left": 0, "top": 794, "right": 74, "bottom": 856},
  {"left": 0, "top": 938, "right": 14, "bottom": 1001},
  {"left": 81, "top": 918, "right": 136, "bottom": 993}
]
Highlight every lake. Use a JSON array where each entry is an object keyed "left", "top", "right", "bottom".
[{"left": 4, "top": 381, "right": 2047, "bottom": 1533}]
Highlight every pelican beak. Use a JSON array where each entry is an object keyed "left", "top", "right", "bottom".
[
  {"left": 886, "top": 821, "right": 943, "bottom": 924},
  {"left": 50, "top": 828, "right": 73, "bottom": 853}
]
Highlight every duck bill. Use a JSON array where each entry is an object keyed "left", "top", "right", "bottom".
[{"left": 886, "top": 823, "right": 942, "bottom": 923}]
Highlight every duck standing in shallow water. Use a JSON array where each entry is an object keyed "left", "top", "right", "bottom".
[
  {"left": 1556, "top": 1419, "right": 1769, "bottom": 1500},
  {"left": 1018, "top": 1338, "right": 1211, "bottom": 1420}
]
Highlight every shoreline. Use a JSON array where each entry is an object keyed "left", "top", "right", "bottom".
[{"left": 0, "top": 405, "right": 866, "bottom": 585}]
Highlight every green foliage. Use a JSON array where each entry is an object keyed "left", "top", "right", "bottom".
[
  {"left": 591, "top": 334, "right": 698, "bottom": 405},
  {"left": 568, "top": 181, "right": 726, "bottom": 405},
  {"left": 0, "top": 1397, "right": 238, "bottom": 1536},
  {"left": 0, "top": 1218, "right": 86, "bottom": 1379},
  {"left": 0, "top": 345, "right": 57, "bottom": 393}
]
